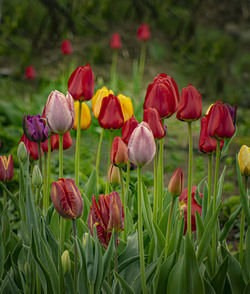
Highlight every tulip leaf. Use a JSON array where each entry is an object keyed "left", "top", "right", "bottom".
[
  {"left": 35, "top": 261, "right": 47, "bottom": 294},
  {"left": 102, "top": 231, "right": 115, "bottom": 284},
  {"left": 0, "top": 221, "right": 4, "bottom": 279},
  {"left": 85, "top": 231, "right": 95, "bottom": 284},
  {"left": 76, "top": 238, "right": 88, "bottom": 292},
  {"left": 93, "top": 227, "right": 104, "bottom": 293},
  {"left": 244, "top": 282, "right": 250, "bottom": 294},
  {"left": 195, "top": 210, "right": 205, "bottom": 242},
  {"left": 141, "top": 182, "right": 154, "bottom": 237},
  {"left": 216, "top": 165, "right": 226, "bottom": 206},
  {"left": 221, "top": 126, "right": 237, "bottom": 159},
  {"left": 125, "top": 207, "right": 134, "bottom": 235},
  {"left": 102, "top": 280, "right": 113, "bottom": 294},
  {"left": 84, "top": 168, "right": 97, "bottom": 199},
  {"left": 242, "top": 228, "right": 250, "bottom": 282},
  {"left": 201, "top": 182, "right": 208, "bottom": 221},
  {"left": 204, "top": 279, "right": 216, "bottom": 294},
  {"left": 211, "top": 257, "right": 228, "bottom": 293},
  {"left": 195, "top": 176, "right": 207, "bottom": 205},
  {"left": 82, "top": 192, "right": 92, "bottom": 221},
  {"left": 152, "top": 221, "right": 165, "bottom": 256},
  {"left": 114, "top": 272, "right": 135, "bottom": 294}
]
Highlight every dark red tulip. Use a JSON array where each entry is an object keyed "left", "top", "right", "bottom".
[
  {"left": 51, "top": 178, "right": 83, "bottom": 219},
  {"left": 41, "top": 132, "right": 72, "bottom": 153},
  {"left": 143, "top": 107, "right": 165, "bottom": 139},
  {"left": 68, "top": 64, "right": 95, "bottom": 101},
  {"left": 25, "top": 66, "right": 36, "bottom": 79},
  {"left": 176, "top": 84, "right": 202, "bottom": 122},
  {"left": 121, "top": 116, "right": 139, "bottom": 145},
  {"left": 199, "top": 116, "right": 224, "bottom": 154},
  {"left": 110, "top": 33, "right": 122, "bottom": 49},
  {"left": 137, "top": 24, "right": 151, "bottom": 41},
  {"left": 179, "top": 186, "right": 203, "bottom": 234},
  {"left": 0, "top": 155, "right": 13, "bottom": 182},
  {"left": 110, "top": 136, "right": 128, "bottom": 167},
  {"left": 143, "top": 73, "right": 179, "bottom": 119},
  {"left": 207, "top": 101, "right": 235, "bottom": 140},
  {"left": 98, "top": 94, "right": 124, "bottom": 129},
  {"left": 61, "top": 40, "right": 73, "bottom": 55},
  {"left": 20, "top": 134, "right": 43, "bottom": 161}
]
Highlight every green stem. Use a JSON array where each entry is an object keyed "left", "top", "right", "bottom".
[
  {"left": 138, "top": 42, "right": 146, "bottom": 84},
  {"left": 187, "top": 122, "right": 193, "bottom": 237},
  {"left": 89, "top": 283, "right": 94, "bottom": 294},
  {"left": 137, "top": 167, "right": 147, "bottom": 294},
  {"left": 239, "top": 176, "right": 248, "bottom": 264},
  {"left": 125, "top": 160, "right": 130, "bottom": 196},
  {"left": 46, "top": 136, "right": 51, "bottom": 209},
  {"left": 114, "top": 233, "right": 119, "bottom": 273},
  {"left": 110, "top": 50, "right": 118, "bottom": 91},
  {"left": 207, "top": 154, "right": 213, "bottom": 206},
  {"left": 212, "top": 139, "right": 221, "bottom": 274},
  {"left": 37, "top": 142, "right": 42, "bottom": 176},
  {"left": 96, "top": 128, "right": 104, "bottom": 192},
  {"left": 36, "top": 269, "right": 41, "bottom": 294},
  {"left": 119, "top": 167, "right": 126, "bottom": 241},
  {"left": 75, "top": 101, "right": 82, "bottom": 187},
  {"left": 35, "top": 187, "right": 41, "bottom": 206},
  {"left": 43, "top": 152, "right": 48, "bottom": 210},
  {"left": 3, "top": 189, "right": 7, "bottom": 209},
  {"left": 153, "top": 144, "right": 158, "bottom": 223},
  {"left": 72, "top": 219, "right": 78, "bottom": 294},
  {"left": 105, "top": 131, "right": 113, "bottom": 194},
  {"left": 165, "top": 198, "right": 175, "bottom": 258},
  {"left": 158, "top": 138, "right": 164, "bottom": 221}
]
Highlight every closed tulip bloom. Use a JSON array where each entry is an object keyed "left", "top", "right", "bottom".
[
  {"left": 137, "top": 24, "right": 151, "bottom": 41},
  {"left": 45, "top": 90, "right": 75, "bottom": 135},
  {"left": 23, "top": 114, "right": 49, "bottom": 142},
  {"left": 61, "top": 40, "right": 73, "bottom": 55},
  {"left": 121, "top": 116, "right": 139, "bottom": 145},
  {"left": 108, "top": 164, "right": 120, "bottom": 185},
  {"left": 98, "top": 94, "right": 124, "bottom": 129},
  {"left": 91, "top": 87, "right": 114, "bottom": 118},
  {"left": 117, "top": 94, "right": 134, "bottom": 122},
  {"left": 73, "top": 101, "right": 91, "bottom": 130},
  {"left": 0, "top": 155, "right": 13, "bottom": 182},
  {"left": 110, "top": 33, "right": 122, "bottom": 49},
  {"left": 176, "top": 84, "right": 202, "bottom": 122},
  {"left": 143, "top": 73, "right": 179, "bottom": 119},
  {"left": 25, "top": 66, "right": 36, "bottom": 79},
  {"left": 238, "top": 145, "right": 250, "bottom": 176},
  {"left": 143, "top": 107, "right": 165, "bottom": 139},
  {"left": 110, "top": 136, "right": 128, "bottom": 167},
  {"left": 41, "top": 132, "right": 72, "bottom": 153},
  {"left": 207, "top": 101, "right": 235, "bottom": 139},
  {"left": 68, "top": 64, "right": 95, "bottom": 101},
  {"left": 20, "top": 134, "right": 43, "bottom": 161},
  {"left": 51, "top": 178, "right": 83, "bottom": 219},
  {"left": 128, "top": 122, "right": 156, "bottom": 167},
  {"left": 168, "top": 168, "right": 184, "bottom": 197},
  {"left": 107, "top": 192, "right": 124, "bottom": 232}
]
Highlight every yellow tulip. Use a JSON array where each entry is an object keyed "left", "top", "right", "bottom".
[
  {"left": 238, "top": 145, "right": 250, "bottom": 176},
  {"left": 117, "top": 94, "right": 134, "bottom": 122},
  {"left": 91, "top": 87, "right": 113, "bottom": 118},
  {"left": 73, "top": 101, "right": 91, "bottom": 130}
]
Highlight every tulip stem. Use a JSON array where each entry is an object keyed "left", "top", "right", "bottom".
[
  {"left": 37, "top": 142, "right": 43, "bottom": 176},
  {"left": 138, "top": 42, "right": 146, "bottom": 85},
  {"left": 3, "top": 189, "right": 7, "bottom": 209},
  {"left": 72, "top": 219, "right": 78, "bottom": 294},
  {"left": 187, "top": 122, "right": 193, "bottom": 237},
  {"left": 46, "top": 136, "right": 51, "bottom": 209},
  {"left": 114, "top": 232, "right": 119, "bottom": 273},
  {"left": 105, "top": 131, "right": 113, "bottom": 194},
  {"left": 137, "top": 167, "right": 147, "bottom": 294},
  {"left": 75, "top": 101, "right": 82, "bottom": 187},
  {"left": 165, "top": 197, "right": 175, "bottom": 258},
  {"left": 212, "top": 139, "right": 221, "bottom": 274},
  {"left": 239, "top": 176, "right": 248, "bottom": 264},
  {"left": 43, "top": 152, "right": 48, "bottom": 210},
  {"left": 153, "top": 144, "right": 158, "bottom": 223},
  {"left": 158, "top": 138, "right": 164, "bottom": 221},
  {"left": 119, "top": 167, "right": 126, "bottom": 241},
  {"left": 110, "top": 49, "right": 118, "bottom": 91},
  {"left": 207, "top": 154, "right": 213, "bottom": 206},
  {"left": 96, "top": 128, "right": 104, "bottom": 192},
  {"left": 125, "top": 161, "right": 130, "bottom": 197}
]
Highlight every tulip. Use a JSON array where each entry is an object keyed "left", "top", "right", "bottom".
[
  {"left": 23, "top": 114, "right": 49, "bottom": 143},
  {"left": 98, "top": 94, "right": 124, "bottom": 129},
  {"left": 238, "top": 145, "right": 250, "bottom": 176},
  {"left": 207, "top": 101, "right": 235, "bottom": 140},
  {"left": 176, "top": 84, "right": 202, "bottom": 122},
  {"left": 17, "top": 141, "right": 28, "bottom": 163},
  {"left": 143, "top": 73, "right": 179, "bottom": 119},
  {"left": 32, "top": 165, "right": 43, "bottom": 189},
  {"left": 51, "top": 178, "right": 83, "bottom": 219},
  {"left": 110, "top": 136, "right": 128, "bottom": 167},
  {"left": 143, "top": 107, "right": 165, "bottom": 139},
  {"left": 20, "top": 134, "right": 43, "bottom": 161},
  {"left": 107, "top": 192, "right": 124, "bottom": 232},
  {"left": 68, "top": 64, "right": 95, "bottom": 101},
  {"left": 41, "top": 132, "right": 72, "bottom": 153},
  {"left": 0, "top": 155, "right": 13, "bottom": 182},
  {"left": 45, "top": 90, "right": 75, "bottom": 135},
  {"left": 108, "top": 164, "right": 120, "bottom": 185},
  {"left": 61, "top": 40, "right": 73, "bottom": 55},
  {"left": 110, "top": 33, "right": 122, "bottom": 49},
  {"left": 137, "top": 23, "right": 151, "bottom": 41},
  {"left": 121, "top": 116, "right": 139, "bottom": 145},
  {"left": 25, "top": 66, "right": 36, "bottom": 79},
  {"left": 179, "top": 186, "right": 203, "bottom": 234},
  {"left": 61, "top": 250, "right": 71, "bottom": 274},
  {"left": 168, "top": 168, "right": 184, "bottom": 198},
  {"left": 128, "top": 122, "right": 156, "bottom": 167},
  {"left": 73, "top": 101, "right": 91, "bottom": 130},
  {"left": 91, "top": 87, "right": 114, "bottom": 118},
  {"left": 225, "top": 103, "right": 237, "bottom": 126},
  {"left": 117, "top": 94, "right": 134, "bottom": 122}
]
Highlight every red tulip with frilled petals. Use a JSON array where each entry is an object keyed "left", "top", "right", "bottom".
[{"left": 143, "top": 107, "right": 165, "bottom": 139}]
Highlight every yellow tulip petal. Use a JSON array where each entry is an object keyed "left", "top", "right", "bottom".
[
  {"left": 238, "top": 145, "right": 250, "bottom": 176},
  {"left": 91, "top": 87, "right": 113, "bottom": 118},
  {"left": 118, "top": 94, "right": 134, "bottom": 122},
  {"left": 73, "top": 101, "right": 91, "bottom": 130}
]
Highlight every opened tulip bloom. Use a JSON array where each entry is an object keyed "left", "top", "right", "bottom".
[
  {"left": 0, "top": 155, "right": 13, "bottom": 182},
  {"left": 23, "top": 114, "right": 49, "bottom": 142},
  {"left": 110, "top": 33, "right": 122, "bottom": 49},
  {"left": 45, "top": 90, "right": 75, "bottom": 134},
  {"left": 25, "top": 66, "right": 36, "bottom": 79},
  {"left": 73, "top": 101, "right": 91, "bottom": 130},
  {"left": 61, "top": 40, "right": 73, "bottom": 55},
  {"left": 51, "top": 178, "right": 83, "bottom": 219},
  {"left": 121, "top": 116, "right": 139, "bottom": 145},
  {"left": 176, "top": 84, "right": 202, "bottom": 122},
  {"left": 168, "top": 168, "right": 184, "bottom": 198},
  {"left": 117, "top": 94, "right": 134, "bottom": 122},
  {"left": 20, "top": 134, "right": 43, "bottom": 161},
  {"left": 137, "top": 23, "right": 151, "bottom": 41},
  {"left": 110, "top": 136, "right": 128, "bottom": 167},
  {"left": 92, "top": 87, "right": 114, "bottom": 118},
  {"left": 68, "top": 64, "right": 95, "bottom": 101},
  {"left": 238, "top": 145, "right": 250, "bottom": 176},
  {"left": 143, "top": 107, "right": 165, "bottom": 139}
]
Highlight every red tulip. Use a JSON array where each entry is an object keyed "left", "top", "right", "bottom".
[
  {"left": 20, "top": 134, "right": 43, "bottom": 161},
  {"left": 137, "top": 24, "right": 150, "bottom": 41},
  {"left": 110, "top": 33, "right": 122, "bottom": 49},
  {"left": 41, "top": 132, "right": 72, "bottom": 153},
  {"left": 179, "top": 186, "right": 203, "bottom": 234},
  {"left": 143, "top": 107, "right": 165, "bottom": 139},
  {"left": 61, "top": 40, "right": 73, "bottom": 55},
  {"left": 98, "top": 94, "right": 124, "bottom": 129},
  {"left": 207, "top": 101, "right": 235, "bottom": 140},
  {"left": 168, "top": 168, "right": 184, "bottom": 197},
  {"left": 51, "top": 178, "right": 83, "bottom": 219},
  {"left": 143, "top": 73, "right": 179, "bottom": 119},
  {"left": 0, "top": 155, "right": 13, "bottom": 182},
  {"left": 68, "top": 64, "right": 95, "bottom": 101},
  {"left": 110, "top": 136, "right": 128, "bottom": 167},
  {"left": 121, "top": 116, "right": 139, "bottom": 145},
  {"left": 25, "top": 66, "right": 36, "bottom": 79},
  {"left": 176, "top": 84, "right": 202, "bottom": 122}
]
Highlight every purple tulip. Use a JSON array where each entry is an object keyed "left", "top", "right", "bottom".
[
  {"left": 45, "top": 90, "right": 75, "bottom": 134},
  {"left": 23, "top": 114, "right": 49, "bottom": 142},
  {"left": 225, "top": 103, "right": 237, "bottom": 126},
  {"left": 127, "top": 122, "right": 156, "bottom": 167}
]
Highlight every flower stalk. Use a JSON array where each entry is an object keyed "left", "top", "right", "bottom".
[
  {"left": 105, "top": 131, "right": 113, "bottom": 194},
  {"left": 110, "top": 49, "right": 118, "bottom": 91},
  {"left": 119, "top": 167, "right": 126, "bottom": 240},
  {"left": 165, "top": 197, "right": 175, "bottom": 258},
  {"left": 96, "top": 128, "right": 104, "bottom": 191},
  {"left": 158, "top": 138, "right": 164, "bottom": 221},
  {"left": 153, "top": 145, "right": 158, "bottom": 222},
  {"left": 72, "top": 219, "right": 78, "bottom": 294},
  {"left": 208, "top": 154, "right": 213, "bottom": 206},
  {"left": 187, "top": 122, "right": 193, "bottom": 237},
  {"left": 75, "top": 101, "right": 82, "bottom": 187}
]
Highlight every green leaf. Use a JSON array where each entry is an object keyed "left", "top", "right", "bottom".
[
  {"left": 141, "top": 182, "right": 154, "bottom": 237},
  {"left": 152, "top": 221, "right": 165, "bottom": 255},
  {"left": 93, "top": 227, "right": 104, "bottom": 293},
  {"left": 101, "top": 280, "right": 113, "bottom": 294},
  {"left": 35, "top": 261, "right": 47, "bottom": 294},
  {"left": 195, "top": 177, "right": 207, "bottom": 205},
  {"left": 115, "top": 272, "right": 135, "bottom": 294},
  {"left": 204, "top": 279, "right": 216, "bottom": 294},
  {"left": 216, "top": 166, "right": 226, "bottom": 206},
  {"left": 84, "top": 168, "right": 97, "bottom": 198},
  {"left": 244, "top": 282, "right": 250, "bottom": 294},
  {"left": 211, "top": 257, "right": 228, "bottom": 293},
  {"left": 0, "top": 222, "right": 5, "bottom": 278},
  {"left": 125, "top": 207, "right": 134, "bottom": 235},
  {"left": 85, "top": 232, "right": 95, "bottom": 284},
  {"left": 76, "top": 238, "right": 89, "bottom": 292},
  {"left": 195, "top": 210, "right": 205, "bottom": 242},
  {"left": 242, "top": 228, "right": 250, "bottom": 282},
  {"left": 201, "top": 182, "right": 208, "bottom": 221},
  {"left": 221, "top": 127, "right": 237, "bottom": 158},
  {"left": 82, "top": 192, "right": 92, "bottom": 221}
]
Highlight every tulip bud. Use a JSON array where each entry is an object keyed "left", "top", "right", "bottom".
[
  {"left": 23, "top": 114, "right": 49, "bottom": 142},
  {"left": 73, "top": 101, "right": 91, "bottom": 130},
  {"left": 168, "top": 168, "right": 184, "bottom": 198},
  {"left": 82, "top": 233, "right": 90, "bottom": 248},
  {"left": 238, "top": 145, "right": 250, "bottom": 176},
  {"left": 110, "top": 33, "right": 122, "bottom": 49},
  {"left": 127, "top": 122, "right": 156, "bottom": 167},
  {"left": 108, "top": 164, "right": 120, "bottom": 186},
  {"left": 61, "top": 250, "right": 71, "bottom": 274},
  {"left": 0, "top": 155, "right": 14, "bottom": 182},
  {"left": 17, "top": 141, "right": 28, "bottom": 163},
  {"left": 137, "top": 24, "right": 151, "bottom": 41},
  {"left": 51, "top": 178, "right": 83, "bottom": 219},
  {"left": 107, "top": 192, "right": 124, "bottom": 232},
  {"left": 117, "top": 94, "right": 134, "bottom": 122},
  {"left": 110, "top": 137, "right": 128, "bottom": 167},
  {"left": 121, "top": 116, "right": 139, "bottom": 145},
  {"left": 32, "top": 165, "right": 43, "bottom": 188},
  {"left": 25, "top": 66, "right": 36, "bottom": 79},
  {"left": 61, "top": 40, "right": 73, "bottom": 55},
  {"left": 143, "top": 107, "right": 165, "bottom": 139}
]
